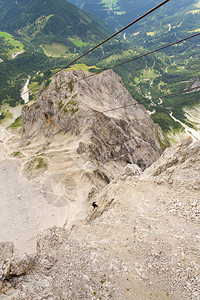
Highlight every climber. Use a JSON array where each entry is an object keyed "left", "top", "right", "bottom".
[{"left": 92, "top": 201, "right": 98, "bottom": 210}]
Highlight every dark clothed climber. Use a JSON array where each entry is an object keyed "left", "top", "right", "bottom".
[{"left": 92, "top": 202, "right": 98, "bottom": 210}]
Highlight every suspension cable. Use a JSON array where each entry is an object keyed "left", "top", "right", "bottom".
[
  {"left": 23, "top": 0, "right": 170, "bottom": 95},
  {"left": 68, "top": 32, "right": 200, "bottom": 84},
  {"left": 20, "top": 31, "right": 199, "bottom": 98}
]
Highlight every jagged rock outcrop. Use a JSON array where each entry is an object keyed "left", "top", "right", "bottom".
[
  {"left": 0, "top": 242, "right": 34, "bottom": 293},
  {"left": 22, "top": 69, "right": 165, "bottom": 170},
  {"left": 0, "top": 243, "right": 13, "bottom": 291},
  {"left": 144, "top": 138, "right": 200, "bottom": 190}
]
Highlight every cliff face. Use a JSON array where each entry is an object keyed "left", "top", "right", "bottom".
[
  {"left": 22, "top": 70, "right": 165, "bottom": 170},
  {"left": 0, "top": 69, "right": 167, "bottom": 259},
  {"left": 19, "top": 70, "right": 166, "bottom": 233},
  {"left": 0, "top": 70, "right": 199, "bottom": 299}
]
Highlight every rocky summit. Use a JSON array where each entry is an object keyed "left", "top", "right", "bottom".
[
  {"left": 0, "top": 70, "right": 199, "bottom": 300},
  {"left": 22, "top": 69, "right": 164, "bottom": 169}
]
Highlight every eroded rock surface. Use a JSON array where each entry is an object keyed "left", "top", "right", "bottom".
[
  {"left": 22, "top": 69, "right": 165, "bottom": 170},
  {"left": 145, "top": 138, "right": 200, "bottom": 190},
  {"left": 0, "top": 70, "right": 166, "bottom": 256},
  {"left": 3, "top": 69, "right": 166, "bottom": 249},
  {"left": 1, "top": 140, "right": 199, "bottom": 300},
  {"left": 2, "top": 70, "right": 199, "bottom": 300}
]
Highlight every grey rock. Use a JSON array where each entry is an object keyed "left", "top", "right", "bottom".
[
  {"left": 0, "top": 242, "right": 35, "bottom": 291},
  {"left": 123, "top": 163, "right": 142, "bottom": 176},
  {"left": 22, "top": 70, "right": 165, "bottom": 171},
  {"left": 1, "top": 142, "right": 200, "bottom": 300},
  {"left": 19, "top": 70, "right": 167, "bottom": 240},
  {"left": 10, "top": 254, "right": 35, "bottom": 277},
  {"left": 145, "top": 138, "right": 200, "bottom": 190},
  {"left": 3, "top": 70, "right": 199, "bottom": 300}
]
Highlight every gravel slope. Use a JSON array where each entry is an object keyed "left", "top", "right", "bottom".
[{"left": 0, "top": 127, "right": 69, "bottom": 254}]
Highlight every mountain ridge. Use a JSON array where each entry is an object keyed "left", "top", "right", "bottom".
[{"left": 68, "top": 0, "right": 199, "bottom": 29}]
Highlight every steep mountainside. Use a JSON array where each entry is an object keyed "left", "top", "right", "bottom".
[
  {"left": 69, "top": 0, "right": 199, "bottom": 33},
  {"left": 21, "top": 69, "right": 166, "bottom": 204},
  {"left": 0, "top": 136, "right": 199, "bottom": 299},
  {"left": 0, "top": 0, "right": 110, "bottom": 112},
  {"left": 0, "top": 0, "right": 108, "bottom": 45},
  {"left": 0, "top": 2, "right": 199, "bottom": 297},
  {"left": 0, "top": 53, "right": 199, "bottom": 300},
  {"left": 22, "top": 69, "right": 165, "bottom": 168},
  {"left": 0, "top": 69, "right": 165, "bottom": 254}
]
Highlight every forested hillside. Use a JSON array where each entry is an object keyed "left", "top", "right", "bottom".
[
  {"left": 0, "top": 0, "right": 109, "bottom": 45},
  {"left": 68, "top": 0, "right": 199, "bottom": 30},
  {"left": 0, "top": 0, "right": 110, "bottom": 109}
]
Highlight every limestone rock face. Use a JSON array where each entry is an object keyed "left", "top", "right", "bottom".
[
  {"left": 22, "top": 69, "right": 164, "bottom": 170},
  {"left": 19, "top": 70, "right": 166, "bottom": 237},
  {"left": 1, "top": 70, "right": 199, "bottom": 300},
  {"left": 1, "top": 141, "right": 199, "bottom": 300},
  {"left": 145, "top": 138, "right": 200, "bottom": 190}
]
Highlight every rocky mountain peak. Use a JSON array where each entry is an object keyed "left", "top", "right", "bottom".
[
  {"left": 17, "top": 69, "right": 167, "bottom": 242},
  {"left": 22, "top": 69, "right": 165, "bottom": 170}
]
